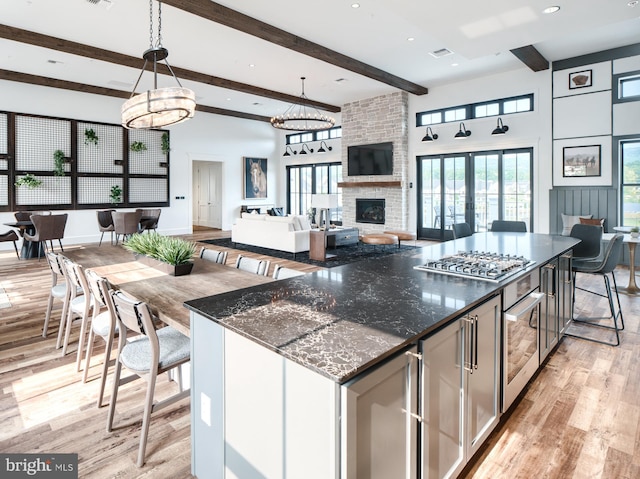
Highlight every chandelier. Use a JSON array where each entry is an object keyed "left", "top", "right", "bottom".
[
  {"left": 270, "top": 77, "right": 335, "bottom": 131},
  {"left": 122, "top": 0, "right": 196, "bottom": 129}
]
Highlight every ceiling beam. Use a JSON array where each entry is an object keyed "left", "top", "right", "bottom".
[
  {"left": 162, "top": 0, "right": 429, "bottom": 96},
  {"left": 0, "top": 69, "right": 273, "bottom": 123},
  {"left": 510, "top": 45, "right": 549, "bottom": 72},
  {"left": 0, "top": 24, "right": 340, "bottom": 114}
]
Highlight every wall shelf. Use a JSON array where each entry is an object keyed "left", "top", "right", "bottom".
[{"left": 337, "top": 181, "right": 402, "bottom": 188}]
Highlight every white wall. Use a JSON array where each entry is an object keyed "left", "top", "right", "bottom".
[{"left": 0, "top": 80, "right": 278, "bottom": 251}]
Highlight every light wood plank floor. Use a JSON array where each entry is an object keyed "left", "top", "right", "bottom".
[{"left": 0, "top": 228, "right": 638, "bottom": 478}]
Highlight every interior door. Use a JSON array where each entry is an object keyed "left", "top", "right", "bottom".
[{"left": 193, "top": 161, "right": 221, "bottom": 228}]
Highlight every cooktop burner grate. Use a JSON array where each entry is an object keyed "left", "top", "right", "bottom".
[{"left": 414, "top": 251, "right": 534, "bottom": 282}]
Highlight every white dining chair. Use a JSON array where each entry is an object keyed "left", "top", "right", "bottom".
[{"left": 235, "top": 254, "right": 270, "bottom": 276}]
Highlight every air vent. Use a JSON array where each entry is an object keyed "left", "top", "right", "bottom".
[
  {"left": 86, "top": 0, "right": 114, "bottom": 8},
  {"left": 429, "top": 48, "right": 454, "bottom": 58}
]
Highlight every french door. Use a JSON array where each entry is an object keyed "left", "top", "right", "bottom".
[{"left": 417, "top": 149, "right": 532, "bottom": 240}]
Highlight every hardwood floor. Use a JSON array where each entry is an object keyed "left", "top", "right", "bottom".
[{"left": 0, "top": 228, "right": 638, "bottom": 478}]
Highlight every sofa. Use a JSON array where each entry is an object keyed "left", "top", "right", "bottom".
[{"left": 231, "top": 212, "right": 311, "bottom": 254}]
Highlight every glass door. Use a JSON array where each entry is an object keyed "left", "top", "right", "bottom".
[{"left": 417, "top": 155, "right": 467, "bottom": 240}]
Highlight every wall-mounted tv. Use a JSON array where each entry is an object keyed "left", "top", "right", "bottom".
[{"left": 347, "top": 142, "right": 393, "bottom": 176}]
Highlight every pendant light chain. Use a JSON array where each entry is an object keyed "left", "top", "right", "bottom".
[
  {"left": 148, "top": 0, "right": 154, "bottom": 48},
  {"left": 157, "top": 0, "right": 163, "bottom": 48},
  {"left": 147, "top": 0, "right": 163, "bottom": 49}
]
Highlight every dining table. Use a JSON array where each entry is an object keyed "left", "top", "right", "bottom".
[
  {"left": 606, "top": 229, "right": 639, "bottom": 294},
  {"left": 63, "top": 245, "right": 274, "bottom": 336},
  {"left": 3, "top": 220, "right": 41, "bottom": 259}
]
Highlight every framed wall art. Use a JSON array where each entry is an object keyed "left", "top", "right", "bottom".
[
  {"left": 562, "top": 145, "right": 601, "bottom": 177},
  {"left": 243, "top": 157, "right": 268, "bottom": 199},
  {"left": 569, "top": 69, "right": 592, "bottom": 89}
]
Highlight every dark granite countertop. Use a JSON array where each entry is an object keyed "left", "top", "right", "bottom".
[{"left": 185, "top": 233, "right": 579, "bottom": 383}]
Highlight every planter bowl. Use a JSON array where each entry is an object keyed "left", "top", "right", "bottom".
[
  {"left": 631, "top": 232, "right": 639, "bottom": 239},
  {"left": 134, "top": 253, "right": 194, "bottom": 276}
]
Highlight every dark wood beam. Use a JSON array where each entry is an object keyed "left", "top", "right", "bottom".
[
  {"left": 0, "top": 24, "right": 340, "bottom": 113},
  {"left": 162, "top": 0, "right": 429, "bottom": 96},
  {"left": 510, "top": 45, "right": 549, "bottom": 72},
  {"left": 0, "top": 69, "right": 273, "bottom": 123}
]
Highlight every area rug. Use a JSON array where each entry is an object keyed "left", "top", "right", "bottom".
[{"left": 201, "top": 238, "right": 417, "bottom": 268}]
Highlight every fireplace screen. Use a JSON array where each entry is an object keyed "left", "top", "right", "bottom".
[{"left": 356, "top": 198, "right": 385, "bottom": 224}]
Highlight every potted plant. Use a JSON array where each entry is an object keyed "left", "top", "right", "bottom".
[
  {"left": 15, "top": 173, "right": 43, "bottom": 189},
  {"left": 84, "top": 128, "right": 99, "bottom": 146},
  {"left": 130, "top": 141, "right": 147, "bottom": 152},
  {"left": 630, "top": 226, "right": 639, "bottom": 238},
  {"left": 110, "top": 185, "right": 122, "bottom": 205},
  {"left": 123, "top": 232, "right": 196, "bottom": 276},
  {"left": 161, "top": 133, "right": 170, "bottom": 155},
  {"left": 53, "top": 150, "right": 66, "bottom": 176}
]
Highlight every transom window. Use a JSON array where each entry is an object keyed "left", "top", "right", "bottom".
[
  {"left": 286, "top": 126, "right": 342, "bottom": 145},
  {"left": 417, "top": 94, "right": 533, "bottom": 127},
  {"left": 619, "top": 75, "right": 640, "bottom": 99}
]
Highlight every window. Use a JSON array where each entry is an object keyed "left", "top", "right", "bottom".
[
  {"left": 621, "top": 140, "right": 640, "bottom": 227},
  {"left": 619, "top": 75, "right": 640, "bottom": 99},
  {"left": 286, "top": 126, "right": 341, "bottom": 145},
  {"left": 416, "top": 94, "right": 533, "bottom": 127},
  {"left": 287, "top": 162, "right": 343, "bottom": 223}
]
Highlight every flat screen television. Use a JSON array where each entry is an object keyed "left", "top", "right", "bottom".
[{"left": 347, "top": 142, "right": 393, "bottom": 176}]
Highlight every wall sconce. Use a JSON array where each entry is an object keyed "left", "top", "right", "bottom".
[
  {"left": 317, "top": 141, "right": 333, "bottom": 153},
  {"left": 283, "top": 146, "right": 295, "bottom": 157},
  {"left": 421, "top": 127, "right": 438, "bottom": 142},
  {"left": 454, "top": 122, "right": 472, "bottom": 139},
  {"left": 491, "top": 117, "right": 509, "bottom": 135},
  {"left": 299, "top": 144, "right": 314, "bottom": 155}
]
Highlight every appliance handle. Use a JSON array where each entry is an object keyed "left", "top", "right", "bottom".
[
  {"left": 504, "top": 292, "right": 544, "bottom": 322},
  {"left": 463, "top": 316, "right": 474, "bottom": 374},
  {"left": 474, "top": 314, "right": 479, "bottom": 369}
]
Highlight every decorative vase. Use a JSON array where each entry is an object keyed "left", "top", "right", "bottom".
[{"left": 133, "top": 254, "right": 194, "bottom": 276}]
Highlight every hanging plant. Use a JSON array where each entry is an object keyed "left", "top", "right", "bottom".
[
  {"left": 53, "top": 150, "right": 66, "bottom": 176},
  {"left": 84, "top": 128, "right": 99, "bottom": 146},
  {"left": 110, "top": 185, "right": 123, "bottom": 205},
  {"left": 161, "top": 133, "right": 170, "bottom": 155},
  {"left": 130, "top": 141, "right": 147, "bottom": 152},
  {"left": 15, "top": 174, "right": 43, "bottom": 189}
]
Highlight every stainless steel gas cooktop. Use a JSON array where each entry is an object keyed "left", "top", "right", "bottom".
[{"left": 414, "top": 251, "right": 535, "bottom": 282}]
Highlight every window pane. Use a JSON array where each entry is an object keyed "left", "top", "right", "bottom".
[
  {"left": 503, "top": 100, "right": 516, "bottom": 114},
  {"left": 487, "top": 103, "right": 500, "bottom": 116},
  {"left": 420, "top": 158, "right": 441, "bottom": 229},
  {"left": 474, "top": 154, "right": 499, "bottom": 232},
  {"left": 475, "top": 105, "right": 487, "bottom": 118},
  {"left": 622, "top": 141, "right": 640, "bottom": 226},
  {"left": 620, "top": 76, "right": 640, "bottom": 98},
  {"left": 301, "top": 133, "right": 313, "bottom": 142},
  {"left": 330, "top": 128, "right": 342, "bottom": 138},
  {"left": 316, "top": 130, "right": 329, "bottom": 140},
  {"left": 516, "top": 97, "right": 531, "bottom": 112},
  {"left": 289, "top": 135, "right": 301, "bottom": 144}
]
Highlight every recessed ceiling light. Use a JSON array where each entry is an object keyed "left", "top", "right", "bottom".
[
  {"left": 407, "top": 37, "right": 415, "bottom": 42},
  {"left": 451, "top": 63, "right": 459, "bottom": 67},
  {"left": 351, "top": 3, "right": 360, "bottom": 8},
  {"left": 542, "top": 6, "right": 560, "bottom": 14},
  {"left": 249, "top": 64, "right": 255, "bottom": 68}
]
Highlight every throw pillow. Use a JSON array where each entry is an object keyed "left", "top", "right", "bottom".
[
  {"left": 297, "top": 216, "right": 311, "bottom": 231},
  {"left": 579, "top": 217, "right": 605, "bottom": 227},
  {"left": 561, "top": 213, "right": 592, "bottom": 236}
]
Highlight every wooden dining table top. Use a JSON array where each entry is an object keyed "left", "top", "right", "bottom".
[{"left": 63, "top": 245, "right": 274, "bottom": 336}]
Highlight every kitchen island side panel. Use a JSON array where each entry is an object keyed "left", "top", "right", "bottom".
[{"left": 191, "top": 312, "right": 339, "bottom": 479}]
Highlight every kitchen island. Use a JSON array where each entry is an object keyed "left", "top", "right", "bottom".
[{"left": 185, "top": 233, "right": 579, "bottom": 479}]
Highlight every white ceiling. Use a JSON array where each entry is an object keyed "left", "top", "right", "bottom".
[{"left": 1, "top": 0, "right": 639, "bottom": 122}]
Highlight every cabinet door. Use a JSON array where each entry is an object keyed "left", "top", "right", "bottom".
[
  {"left": 466, "top": 296, "right": 500, "bottom": 457},
  {"left": 420, "top": 320, "right": 465, "bottom": 479},
  {"left": 342, "top": 346, "right": 418, "bottom": 479},
  {"left": 540, "top": 261, "right": 558, "bottom": 362},
  {"left": 557, "top": 252, "right": 573, "bottom": 335}
]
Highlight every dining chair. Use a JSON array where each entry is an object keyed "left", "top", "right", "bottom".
[
  {"left": 490, "top": 220, "right": 527, "bottom": 232},
  {"left": 112, "top": 210, "right": 143, "bottom": 245},
  {"left": 199, "top": 247, "right": 228, "bottom": 264},
  {"left": 0, "top": 230, "right": 20, "bottom": 258},
  {"left": 108, "top": 290, "right": 190, "bottom": 467},
  {"left": 24, "top": 213, "right": 68, "bottom": 259},
  {"left": 43, "top": 252, "right": 74, "bottom": 343},
  {"left": 83, "top": 269, "right": 119, "bottom": 407},
  {"left": 96, "top": 209, "right": 115, "bottom": 246},
  {"left": 235, "top": 254, "right": 270, "bottom": 276},
  {"left": 452, "top": 222, "right": 472, "bottom": 239},
  {"left": 136, "top": 208, "right": 161, "bottom": 233},
  {"left": 568, "top": 233, "right": 625, "bottom": 346},
  {"left": 60, "top": 257, "right": 93, "bottom": 371},
  {"left": 272, "top": 264, "right": 305, "bottom": 280}
]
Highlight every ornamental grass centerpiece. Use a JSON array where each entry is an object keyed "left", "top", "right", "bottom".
[{"left": 123, "top": 232, "right": 197, "bottom": 276}]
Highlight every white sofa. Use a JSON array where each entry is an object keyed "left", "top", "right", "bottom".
[{"left": 231, "top": 213, "right": 310, "bottom": 254}]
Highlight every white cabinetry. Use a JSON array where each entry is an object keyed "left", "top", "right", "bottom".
[{"left": 420, "top": 295, "right": 501, "bottom": 479}]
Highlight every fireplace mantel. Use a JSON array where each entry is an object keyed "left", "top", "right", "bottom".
[{"left": 337, "top": 181, "right": 402, "bottom": 188}]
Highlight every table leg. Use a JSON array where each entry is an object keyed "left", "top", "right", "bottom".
[{"left": 619, "top": 241, "right": 639, "bottom": 294}]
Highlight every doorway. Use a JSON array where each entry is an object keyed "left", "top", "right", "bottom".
[{"left": 192, "top": 160, "right": 222, "bottom": 229}]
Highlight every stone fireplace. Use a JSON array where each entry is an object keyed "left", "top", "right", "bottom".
[
  {"left": 339, "top": 91, "right": 409, "bottom": 232},
  {"left": 356, "top": 199, "right": 385, "bottom": 225}
]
